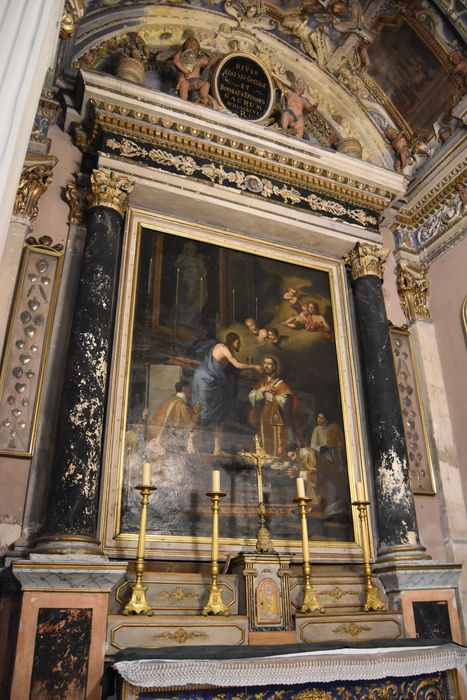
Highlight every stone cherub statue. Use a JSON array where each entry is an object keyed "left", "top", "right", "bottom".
[{"left": 274, "top": 76, "right": 318, "bottom": 139}]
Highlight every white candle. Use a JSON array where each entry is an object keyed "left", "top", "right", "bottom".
[
  {"left": 212, "top": 469, "right": 220, "bottom": 492},
  {"left": 142, "top": 462, "right": 151, "bottom": 486},
  {"left": 296, "top": 477, "right": 306, "bottom": 499},
  {"left": 356, "top": 481, "right": 366, "bottom": 502}
]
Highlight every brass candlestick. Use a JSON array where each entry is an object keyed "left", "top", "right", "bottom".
[
  {"left": 294, "top": 494, "right": 324, "bottom": 614},
  {"left": 122, "top": 483, "right": 157, "bottom": 616},
  {"left": 353, "top": 499, "right": 386, "bottom": 612},
  {"left": 202, "top": 488, "right": 230, "bottom": 616}
]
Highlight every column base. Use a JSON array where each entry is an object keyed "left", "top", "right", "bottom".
[
  {"left": 32, "top": 534, "right": 104, "bottom": 556},
  {"left": 376, "top": 543, "right": 430, "bottom": 564}
]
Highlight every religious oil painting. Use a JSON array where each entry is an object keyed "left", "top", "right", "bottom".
[
  {"left": 366, "top": 21, "right": 455, "bottom": 133},
  {"left": 119, "top": 228, "right": 353, "bottom": 545}
]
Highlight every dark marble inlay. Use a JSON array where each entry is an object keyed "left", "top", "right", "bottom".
[
  {"left": 30, "top": 608, "right": 92, "bottom": 699},
  {"left": 352, "top": 275, "right": 418, "bottom": 549},
  {"left": 43, "top": 206, "right": 124, "bottom": 538}
]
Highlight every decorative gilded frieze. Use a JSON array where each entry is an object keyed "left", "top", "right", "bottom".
[
  {"left": 0, "top": 238, "right": 63, "bottom": 456},
  {"left": 13, "top": 157, "right": 58, "bottom": 223},
  {"left": 396, "top": 262, "right": 430, "bottom": 322},
  {"left": 89, "top": 169, "right": 134, "bottom": 216},
  {"left": 104, "top": 135, "right": 379, "bottom": 229},
  {"left": 65, "top": 182, "right": 88, "bottom": 225},
  {"left": 344, "top": 242, "right": 389, "bottom": 281},
  {"left": 87, "top": 101, "right": 392, "bottom": 214}
]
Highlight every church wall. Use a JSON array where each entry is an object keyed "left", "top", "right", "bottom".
[
  {"left": 32, "top": 125, "right": 82, "bottom": 248},
  {"left": 381, "top": 226, "right": 449, "bottom": 563},
  {"left": 429, "top": 235, "right": 467, "bottom": 507},
  {"left": 0, "top": 125, "right": 81, "bottom": 555}
]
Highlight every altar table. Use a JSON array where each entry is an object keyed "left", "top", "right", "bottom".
[{"left": 113, "top": 639, "right": 466, "bottom": 699}]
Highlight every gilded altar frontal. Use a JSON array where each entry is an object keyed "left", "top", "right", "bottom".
[{"left": 0, "top": 1, "right": 466, "bottom": 698}]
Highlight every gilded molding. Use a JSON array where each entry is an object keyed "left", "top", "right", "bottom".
[
  {"left": 65, "top": 182, "right": 88, "bottom": 224},
  {"left": 60, "top": 0, "right": 86, "bottom": 40},
  {"left": 89, "top": 169, "right": 134, "bottom": 216},
  {"left": 14, "top": 158, "right": 58, "bottom": 223},
  {"left": 87, "top": 100, "right": 393, "bottom": 213},
  {"left": 396, "top": 262, "right": 430, "bottom": 322},
  {"left": 344, "top": 242, "right": 389, "bottom": 281}
]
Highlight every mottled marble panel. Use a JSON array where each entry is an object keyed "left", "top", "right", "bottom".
[{"left": 30, "top": 607, "right": 92, "bottom": 699}]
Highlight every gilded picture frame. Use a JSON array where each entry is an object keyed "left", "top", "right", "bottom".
[{"left": 100, "top": 211, "right": 369, "bottom": 560}]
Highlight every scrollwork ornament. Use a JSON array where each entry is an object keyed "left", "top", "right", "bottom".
[
  {"left": 89, "top": 169, "right": 134, "bottom": 217},
  {"left": 396, "top": 261, "right": 430, "bottom": 322},
  {"left": 14, "top": 163, "right": 56, "bottom": 223},
  {"left": 65, "top": 183, "right": 88, "bottom": 225},
  {"left": 344, "top": 242, "right": 389, "bottom": 281},
  {"left": 60, "top": 0, "right": 86, "bottom": 40}
]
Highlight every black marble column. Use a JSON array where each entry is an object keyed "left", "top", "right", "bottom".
[
  {"left": 35, "top": 170, "right": 133, "bottom": 554},
  {"left": 346, "top": 243, "right": 425, "bottom": 561}
]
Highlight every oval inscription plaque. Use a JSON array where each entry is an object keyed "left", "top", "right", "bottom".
[{"left": 213, "top": 52, "right": 275, "bottom": 122}]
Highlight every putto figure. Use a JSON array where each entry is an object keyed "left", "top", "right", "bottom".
[
  {"left": 173, "top": 36, "right": 216, "bottom": 103},
  {"left": 277, "top": 78, "right": 317, "bottom": 139},
  {"left": 385, "top": 126, "right": 410, "bottom": 174}
]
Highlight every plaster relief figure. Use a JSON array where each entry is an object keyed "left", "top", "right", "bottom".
[{"left": 385, "top": 126, "right": 410, "bottom": 174}]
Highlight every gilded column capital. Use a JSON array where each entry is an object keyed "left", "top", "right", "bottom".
[
  {"left": 396, "top": 261, "right": 430, "bottom": 322},
  {"left": 60, "top": 0, "right": 86, "bottom": 40},
  {"left": 13, "top": 157, "right": 58, "bottom": 223},
  {"left": 344, "top": 242, "right": 389, "bottom": 282},
  {"left": 65, "top": 183, "right": 88, "bottom": 225},
  {"left": 89, "top": 169, "right": 134, "bottom": 217}
]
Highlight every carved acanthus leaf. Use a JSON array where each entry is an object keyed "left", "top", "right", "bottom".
[
  {"left": 344, "top": 242, "right": 389, "bottom": 281},
  {"left": 89, "top": 169, "right": 134, "bottom": 216},
  {"left": 14, "top": 159, "right": 58, "bottom": 222},
  {"left": 396, "top": 261, "right": 430, "bottom": 322}
]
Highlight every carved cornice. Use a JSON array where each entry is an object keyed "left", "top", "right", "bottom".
[
  {"left": 60, "top": 0, "right": 86, "bottom": 40},
  {"left": 89, "top": 169, "right": 134, "bottom": 216},
  {"left": 344, "top": 242, "right": 389, "bottom": 281},
  {"left": 85, "top": 99, "right": 394, "bottom": 216},
  {"left": 65, "top": 183, "right": 88, "bottom": 224},
  {"left": 13, "top": 157, "right": 58, "bottom": 223},
  {"left": 396, "top": 262, "right": 430, "bottom": 322}
]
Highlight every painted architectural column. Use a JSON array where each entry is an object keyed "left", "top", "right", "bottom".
[
  {"left": 0, "top": 0, "right": 64, "bottom": 264},
  {"left": 345, "top": 242, "right": 425, "bottom": 561},
  {"left": 35, "top": 169, "right": 133, "bottom": 554}
]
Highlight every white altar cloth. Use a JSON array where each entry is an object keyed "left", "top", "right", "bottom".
[{"left": 114, "top": 642, "right": 467, "bottom": 689}]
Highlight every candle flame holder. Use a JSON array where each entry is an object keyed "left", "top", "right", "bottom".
[
  {"left": 203, "top": 489, "right": 230, "bottom": 616},
  {"left": 294, "top": 494, "right": 324, "bottom": 614},
  {"left": 352, "top": 498, "right": 386, "bottom": 612},
  {"left": 122, "top": 483, "right": 157, "bottom": 616}
]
